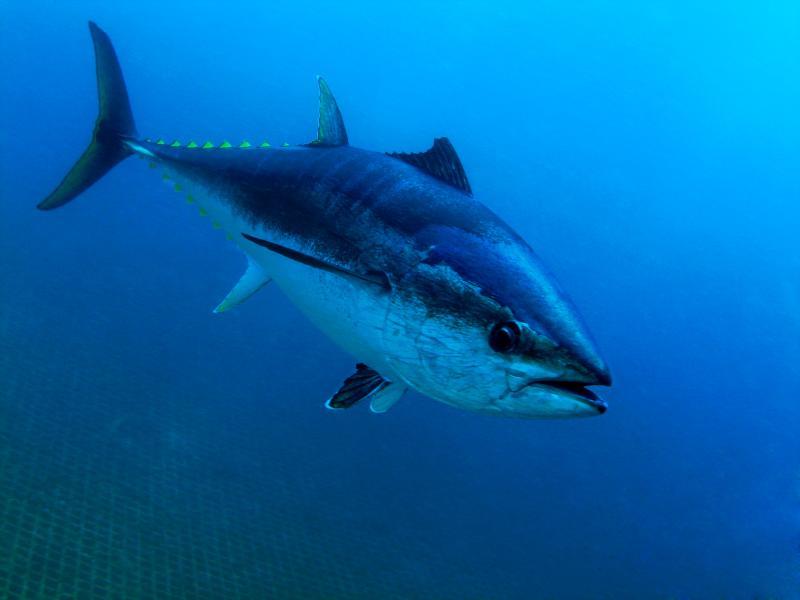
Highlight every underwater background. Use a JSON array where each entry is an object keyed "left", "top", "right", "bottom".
[{"left": 1, "top": 1, "right": 799, "bottom": 598}]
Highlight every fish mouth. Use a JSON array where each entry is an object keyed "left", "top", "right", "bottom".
[{"left": 532, "top": 380, "right": 608, "bottom": 414}]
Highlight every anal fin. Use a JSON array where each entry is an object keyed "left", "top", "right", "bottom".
[{"left": 213, "top": 257, "right": 271, "bottom": 313}]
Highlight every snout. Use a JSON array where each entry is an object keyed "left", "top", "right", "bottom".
[
  {"left": 560, "top": 347, "right": 611, "bottom": 388},
  {"left": 584, "top": 356, "right": 612, "bottom": 387}
]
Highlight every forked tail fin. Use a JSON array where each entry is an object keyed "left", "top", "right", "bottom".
[{"left": 37, "top": 22, "right": 136, "bottom": 210}]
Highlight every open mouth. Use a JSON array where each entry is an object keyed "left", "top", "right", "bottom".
[
  {"left": 542, "top": 381, "right": 598, "bottom": 401},
  {"left": 537, "top": 380, "right": 607, "bottom": 413}
]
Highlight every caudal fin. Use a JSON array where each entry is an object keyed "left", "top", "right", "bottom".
[{"left": 37, "top": 22, "right": 136, "bottom": 210}]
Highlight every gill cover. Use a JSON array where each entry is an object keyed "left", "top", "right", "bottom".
[
  {"left": 38, "top": 22, "right": 136, "bottom": 210},
  {"left": 380, "top": 264, "right": 500, "bottom": 412}
]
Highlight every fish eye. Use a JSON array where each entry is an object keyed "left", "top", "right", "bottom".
[{"left": 489, "top": 321, "right": 522, "bottom": 353}]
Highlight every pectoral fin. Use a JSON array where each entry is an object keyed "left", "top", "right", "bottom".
[
  {"left": 213, "top": 257, "right": 271, "bottom": 313},
  {"left": 241, "top": 233, "right": 390, "bottom": 290}
]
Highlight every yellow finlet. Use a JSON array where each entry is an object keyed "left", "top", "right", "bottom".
[
  {"left": 174, "top": 183, "right": 183, "bottom": 192},
  {"left": 187, "top": 141, "right": 199, "bottom": 149},
  {"left": 148, "top": 161, "right": 157, "bottom": 169},
  {"left": 226, "top": 231, "right": 234, "bottom": 241},
  {"left": 281, "top": 142, "right": 290, "bottom": 147},
  {"left": 202, "top": 141, "right": 214, "bottom": 149},
  {"left": 145, "top": 138, "right": 152, "bottom": 143},
  {"left": 260, "top": 141, "right": 271, "bottom": 148},
  {"left": 162, "top": 172, "right": 170, "bottom": 181},
  {"left": 186, "top": 194, "right": 195, "bottom": 204},
  {"left": 219, "top": 141, "right": 232, "bottom": 149},
  {"left": 198, "top": 206, "right": 208, "bottom": 217},
  {"left": 170, "top": 140, "right": 181, "bottom": 148},
  {"left": 212, "top": 221, "right": 222, "bottom": 229},
  {"left": 239, "top": 140, "right": 252, "bottom": 148},
  {"left": 156, "top": 139, "right": 166, "bottom": 145}
]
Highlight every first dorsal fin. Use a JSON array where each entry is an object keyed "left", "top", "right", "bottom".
[
  {"left": 387, "top": 137, "right": 472, "bottom": 195},
  {"left": 313, "top": 77, "right": 348, "bottom": 146}
]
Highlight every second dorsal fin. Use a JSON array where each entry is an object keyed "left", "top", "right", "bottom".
[
  {"left": 313, "top": 77, "right": 348, "bottom": 146},
  {"left": 387, "top": 137, "right": 472, "bottom": 195}
]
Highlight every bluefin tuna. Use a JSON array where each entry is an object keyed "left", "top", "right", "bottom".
[{"left": 39, "top": 22, "right": 611, "bottom": 418}]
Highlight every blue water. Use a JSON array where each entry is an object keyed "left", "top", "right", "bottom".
[{"left": 1, "top": 1, "right": 799, "bottom": 598}]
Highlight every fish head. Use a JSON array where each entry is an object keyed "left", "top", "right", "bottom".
[{"left": 383, "top": 226, "right": 610, "bottom": 418}]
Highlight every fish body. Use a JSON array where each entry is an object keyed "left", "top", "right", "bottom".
[{"left": 39, "top": 23, "right": 611, "bottom": 418}]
